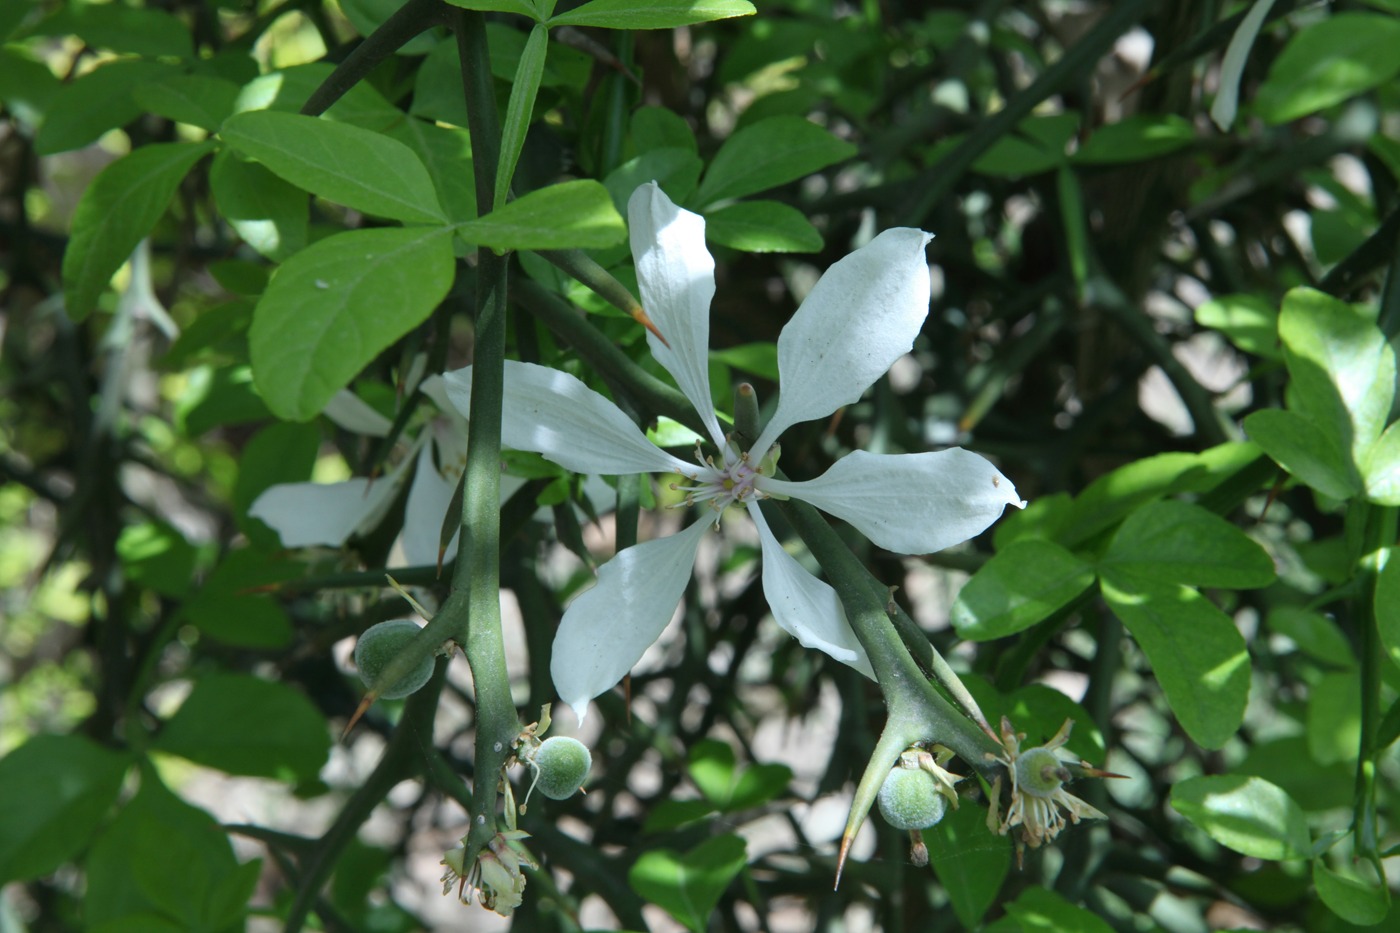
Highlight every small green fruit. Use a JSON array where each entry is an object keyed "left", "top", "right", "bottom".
[
  {"left": 354, "top": 620, "right": 435, "bottom": 699},
  {"left": 532, "top": 736, "right": 591, "bottom": 800},
  {"left": 877, "top": 766, "right": 947, "bottom": 831}
]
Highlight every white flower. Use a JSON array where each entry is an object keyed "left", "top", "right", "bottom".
[
  {"left": 443, "top": 182, "right": 1025, "bottom": 722},
  {"left": 249, "top": 376, "right": 478, "bottom": 567}
]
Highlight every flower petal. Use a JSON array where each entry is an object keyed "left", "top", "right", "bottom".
[
  {"left": 761, "top": 448, "right": 1025, "bottom": 554},
  {"left": 398, "top": 441, "right": 459, "bottom": 567},
  {"left": 551, "top": 517, "right": 712, "bottom": 722},
  {"left": 751, "top": 228, "right": 934, "bottom": 457},
  {"left": 442, "top": 361, "right": 690, "bottom": 476},
  {"left": 249, "top": 476, "right": 401, "bottom": 548},
  {"left": 322, "top": 389, "right": 393, "bottom": 437},
  {"left": 629, "top": 182, "right": 727, "bottom": 448},
  {"left": 748, "top": 503, "right": 873, "bottom": 678}
]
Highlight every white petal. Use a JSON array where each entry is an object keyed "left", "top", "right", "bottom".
[
  {"left": 441, "top": 361, "right": 690, "bottom": 476},
  {"left": 760, "top": 448, "right": 1025, "bottom": 554},
  {"left": 322, "top": 389, "right": 392, "bottom": 437},
  {"left": 751, "top": 228, "right": 934, "bottom": 457},
  {"left": 398, "top": 441, "right": 459, "bottom": 567},
  {"left": 248, "top": 477, "right": 400, "bottom": 548},
  {"left": 551, "top": 517, "right": 712, "bottom": 722},
  {"left": 748, "top": 503, "right": 873, "bottom": 678},
  {"left": 629, "top": 183, "right": 727, "bottom": 448}
]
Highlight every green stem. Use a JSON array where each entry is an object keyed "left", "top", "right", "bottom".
[
  {"left": 770, "top": 497, "right": 1001, "bottom": 774},
  {"left": 1352, "top": 505, "right": 1397, "bottom": 862},
  {"left": 300, "top": 0, "right": 447, "bottom": 118},
  {"left": 449, "top": 7, "right": 519, "bottom": 867}
]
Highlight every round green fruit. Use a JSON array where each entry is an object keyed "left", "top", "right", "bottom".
[
  {"left": 877, "top": 766, "right": 948, "bottom": 831},
  {"left": 353, "top": 620, "right": 435, "bottom": 699},
  {"left": 532, "top": 736, "right": 592, "bottom": 800}
]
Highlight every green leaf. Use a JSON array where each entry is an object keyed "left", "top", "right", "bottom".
[
  {"left": 32, "top": 4, "right": 193, "bottom": 59},
  {"left": 1238, "top": 737, "right": 1354, "bottom": 811},
  {"left": 1170, "top": 775, "right": 1311, "bottom": 860},
  {"left": 456, "top": 179, "right": 626, "bottom": 250},
  {"left": 1003, "top": 886, "right": 1114, "bottom": 933},
  {"left": 1305, "top": 672, "right": 1361, "bottom": 765},
  {"left": 1072, "top": 114, "right": 1195, "bottom": 164},
  {"left": 705, "top": 200, "right": 824, "bottom": 253},
  {"left": 249, "top": 226, "right": 455, "bottom": 421},
  {"left": 1100, "top": 570, "right": 1250, "bottom": 749},
  {"left": 687, "top": 739, "right": 736, "bottom": 806},
  {"left": 209, "top": 150, "right": 309, "bottom": 261},
  {"left": 693, "top": 116, "right": 856, "bottom": 207},
  {"left": 133, "top": 73, "right": 242, "bottom": 133},
  {"left": 234, "top": 64, "right": 402, "bottom": 131},
  {"left": 154, "top": 673, "right": 330, "bottom": 782},
  {"left": 86, "top": 769, "right": 255, "bottom": 931},
  {"left": 497, "top": 24, "right": 550, "bottom": 208},
  {"left": 175, "top": 364, "right": 270, "bottom": 435},
  {"left": 442, "top": 0, "right": 544, "bottom": 18},
  {"left": 710, "top": 343, "right": 778, "bottom": 381},
  {"left": 633, "top": 106, "right": 698, "bottom": 154},
  {"left": 1100, "top": 499, "right": 1276, "bottom": 589},
  {"left": 221, "top": 111, "right": 446, "bottom": 224},
  {"left": 1243, "top": 408, "right": 1361, "bottom": 500},
  {"left": 949, "top": 539, "right": 1095, "bottom": 640},
  {"left": 972, "top": 114, "right": 1077, "bottom": 177},
  {"left": 0, "top": 48, "right": 60, "bottom": 129},
  {"left": 1363, "top": 421, "right": 1400, "bottom": 505},
  {"left": 1267, "top": 606, "right": 1355, "bottom": 668},
  {"left": 180, "top": 548, "right": 297, "bottom": 649},
  {"left": 1056, "top": 166, "right": 1088, "bottom": 291},
  {"left": 1004, "top": 684, "right": 1106, "bottom": 763},
  {"left": 1255, "top": 13, "right": 1400, "bottom": 124},
  {"left": 234, "top": 421, "right": 322, "bottom": 548},
  {"left": 926, "top": 792, "right": 1011, "bottom": 927},
  {"left": 388, "top": 119, "right": 478, "bottom": 225},
  {"left": 1278, "top": 287, "right": 1395, "bottom": 461},
  {"left": 117, "top": 522, "right": 199, "bottom": 599},
  {"left": 1313, "top": 859, "right": 1392, "bottom": 926},
  {"left": 1061, "top": 452, "right": 1205, "bottom": 545},
  {"left": 643, "top": 799, "right": 716, "bottom": 832},
  {"left": 0, "top": 735, "right": 129, "bottom": 884},
  {"left": 549, "top": 0, "right": 756, "bottom": 29},
  {"left": 605, "top": 148, "right": 705, "bottom": 213},
  {"left": 628, "top": 834, "right": 747, "bottom": 933},
  {"left": 62, "top": 140, "right": 216, "bottom": 321},
  {"left": 1194, "top": 293, "right": 1281, "bottom": 358},
  {"left": 342, "top": 0, "right": 446, "bottom": 52},
  {"left": 35, "top": 59, "right": 175, "bottom": 155}
]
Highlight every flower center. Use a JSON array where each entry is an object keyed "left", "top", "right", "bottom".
[{"left": 671, "top": 443, "right": 766, "bottom": 512}]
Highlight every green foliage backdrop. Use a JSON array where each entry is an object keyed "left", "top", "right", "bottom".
[{"left": 1, "top": 0, "right": 1398, "bottom": 930}]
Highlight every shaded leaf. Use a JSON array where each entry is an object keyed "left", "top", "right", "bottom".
[
  {"left": 1100, "top": 569, "right": 1250, "bottom": 749},
  {"left": 1171, "top": 774, "right": 1311, "bottom": 860},
  {"left": 694, "top": 116, "right": 855, "bottom": 207},
  {"left": 950, "top": 539, "right": 1095, "bottom": 640},
  {"left": 62, "top": 141, "right": 216, "bottom": 320},
  {"left": 155, "top": 674, "right": 330, "bottom": 782}
]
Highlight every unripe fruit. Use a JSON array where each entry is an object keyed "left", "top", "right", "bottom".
[
  {"left": 354, "top": 620, "right": 435, "bottom": 699},
  {"left": 532, "top": 736, "right": 591, "bottom": 800},
  {"left": 877, "top": 766, "right": 948, "bottom": 831}
]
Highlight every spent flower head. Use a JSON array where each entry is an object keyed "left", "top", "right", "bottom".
[
  {"left": 986, "top": 717, "right": 1112, "bottom": 865},
  {"left": 440, "top": 830, "right": 537, "bottom": 917},
  {"left": 444, "top": 182, "right": 1025, "bottom": 722}
]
